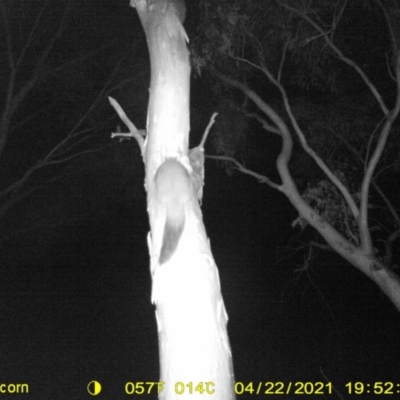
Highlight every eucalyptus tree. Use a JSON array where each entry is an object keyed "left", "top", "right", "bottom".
[
  {"left": 110, "top": 0, "right": 235, "bottom": 399},
  {"left": 193, "top": 0, "right": 400, "bottom": 311}
]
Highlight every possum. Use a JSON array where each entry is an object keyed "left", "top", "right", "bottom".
[{"left": 155, "top": 159, "right": 192, "bottom": 264}]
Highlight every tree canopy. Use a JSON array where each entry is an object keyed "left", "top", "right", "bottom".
[{"left": 192, "top": 0, "right": 400, "bottom": 309}]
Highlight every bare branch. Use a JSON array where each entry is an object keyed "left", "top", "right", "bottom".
[
  {"left": 279, "top": 1, "right": 389, "bottom": 116},
  {"left": 0, "top": 160, "right": 44, "bottom": 215},
  {"left": 333, "top": 0, "right": 347, "bottom": 28},
  {"left": 360, "top": 52, "right": 400, "bottom": 252},
  {"left": 200, "top": 112, "right": 218, "bottom": 148},
  {"left": 278, "top": 83, "right": 360, "bottom": 220},
  {"left": 374, "top": 0, "right": 400, "bottom": 68},
  {"left": 108, "top": 97, "right": 145, "bottom": 154},
  {"left": 0, "top": 1, "right": 73, "bottom": 160},
  {"left": 277, "top": 40, "right": 289, "bottom": 83},
  {"left": 10, "top": 2, "right": 72, "bottom": 116},
  {"left": 0, "top": 63, "right": 118, "bottom": 217},
  {"left": 45, "top": 130, "right": 96, "bottom": 165},
  {"left": 15, "top": 2, "right": 47, "bottom": 71},
  {"left": 46, "top": 143, "right": 110, "bottom": 166},
  {"left": 246, "top": 113, "right": 281, "bottom": 135},
  {"left": 207, "top": 155, "right": 281, "bottom": 189},
  {"left": 230, "top": 56, "right": 360, "bottom": 221}
]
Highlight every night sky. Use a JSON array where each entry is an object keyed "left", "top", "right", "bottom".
[{"left": 1, "top": 1, "right": 400, "bottom": 399}]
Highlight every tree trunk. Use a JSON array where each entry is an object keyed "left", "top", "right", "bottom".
[{"left": 131, "top": 1, "right": 235, "bottom": 399}]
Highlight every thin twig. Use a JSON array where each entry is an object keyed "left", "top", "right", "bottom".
[
  {"left": 207, "top": 155, "right": 281, "bottom": 190},
  {"left": 200, "top": 112, "right": 218, "bottom": 148},
  {"left": 108, "top": 96, "right": 145, "bottom": 154}
]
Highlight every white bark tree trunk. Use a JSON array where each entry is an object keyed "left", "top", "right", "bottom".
[{"left": 130, "top": 1, "right": 235, "bottom": 399}]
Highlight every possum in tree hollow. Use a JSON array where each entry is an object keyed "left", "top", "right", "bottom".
[{"left": 155, "top": 159, "right": 192, "bottom": 264}]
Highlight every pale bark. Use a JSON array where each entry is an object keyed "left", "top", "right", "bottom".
[{"left": 130, "top": 1, "right": 235, "bottom": 399}]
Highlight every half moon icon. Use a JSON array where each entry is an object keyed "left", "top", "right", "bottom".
[{"left": 87, "top": 380, "right": 102, "bottom": 396}]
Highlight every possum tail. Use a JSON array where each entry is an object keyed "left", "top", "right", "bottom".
[
  {"left": 159, "top": 206, "right": 185, "bottom": 265},
  {"left": 156, "top": 159, "right": 191, "bottom": 265}
]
